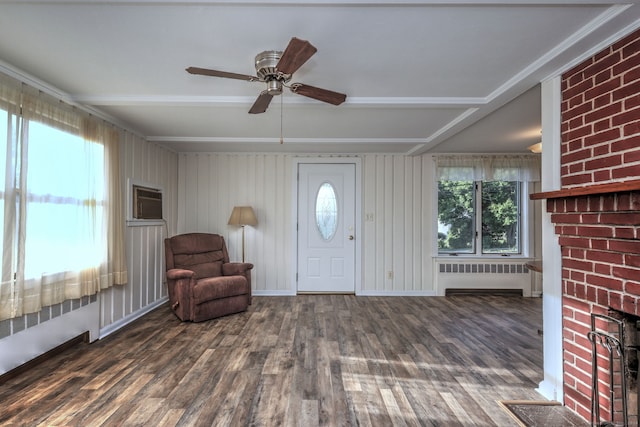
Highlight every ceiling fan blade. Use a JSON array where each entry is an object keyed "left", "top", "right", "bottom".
[
  {"left": 248, "top": 91, "right": 274, "bottom": 114},
  {"left": 276, "top": 37, "right": 317, "bottom": 75},
  {"left": 290, "top": 83, "right": 347, "bottom": 106},
  {"left": 186, "top": 66, "right": 258, "bottom": 82}
]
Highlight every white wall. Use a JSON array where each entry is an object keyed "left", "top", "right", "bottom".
[
  {"left": 177, "top": 152, "right": 541, "bottom": 297},
  {"left": 177, "top": 153, "right": 435, "bottom": 295},
  {"left": 177, "top": 152, "right": 294, "bottom": 294},
  {"left": 99, "top": 133, "right": 178, "bottom": 335},
  {"left": 361, "top": 154, "right": 434, "bottom": 294}
]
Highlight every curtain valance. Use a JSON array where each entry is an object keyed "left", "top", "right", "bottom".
[{"left": 434, "top": 154, "right": 541, "bottom": 182}]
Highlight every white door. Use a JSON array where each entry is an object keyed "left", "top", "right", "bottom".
[{"left": 297, "top": 163, "right": 356, "bottom": 293}]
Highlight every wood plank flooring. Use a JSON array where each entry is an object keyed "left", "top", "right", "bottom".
[{"left": 0, "top": 295, "right": 545, "bottom": 426}]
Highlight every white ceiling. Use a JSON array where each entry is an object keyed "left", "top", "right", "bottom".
[{"left": 0, "top": 1, "right": 638, "bottom": 155}]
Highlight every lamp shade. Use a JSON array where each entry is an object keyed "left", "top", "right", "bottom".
[
  {"left": 228, "top": 206, "right": 258, "bottom": 226},
  {"left": 527, "top": 142, "right": 542, "bottom": 153}
]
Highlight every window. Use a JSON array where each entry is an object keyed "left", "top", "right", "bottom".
[
  {"left": 23, "top": 121, "right": 105, "bottom": 279},
  {"left": 438, "top": 180, "right": 521, "bottom": 255},
  {"left": 315, "top": 182, "right": 338, "bottom": 241},
  {"left": 435, "top": 154, "right": 540, "bottom": 257},
  {"left": 0, "top": 74, "right": 127, "bottom": 321}
]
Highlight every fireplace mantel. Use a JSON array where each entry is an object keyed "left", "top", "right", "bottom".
[{"left": 530, "top": 180, "right": 640, "bottom": 201}]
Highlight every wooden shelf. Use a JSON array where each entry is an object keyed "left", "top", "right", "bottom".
[
  {"left": 525, "top": 260, "right": 542, "bottom": 273},
  {"left": 529, "top": 179, "right": 640, "bottom": 200}
]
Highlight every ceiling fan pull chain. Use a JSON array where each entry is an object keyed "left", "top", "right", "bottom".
[{"left": 280, "top": 94, "right": 284, "bottom": 144}]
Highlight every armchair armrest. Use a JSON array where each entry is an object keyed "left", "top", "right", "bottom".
[
  {"left": 222, "top": 262, "right": 254, "bottom": 305},
  {"left": 222, "top": 262, "right": 254, "bottom": 276},
  {"left": 166, "top": 268, "right": 196, "bottom": 280}
]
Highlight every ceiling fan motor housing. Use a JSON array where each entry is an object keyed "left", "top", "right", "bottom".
[{"left": 255, "top": 50, "right": 291, "bottom": 96}]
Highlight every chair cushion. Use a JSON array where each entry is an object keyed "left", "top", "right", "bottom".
[
  {"left": 192, "top": 275, "right": 249, "bottom": 303},
  {"left": 170, "top": 233, "right": 225, "bottom": 255},
  {"left": 174, "top": 252, "right": 223, "bottom": 278}
]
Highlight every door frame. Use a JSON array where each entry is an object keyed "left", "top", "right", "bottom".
[{"left": 291, "top": 157, "right": 362, "bottom": 295}]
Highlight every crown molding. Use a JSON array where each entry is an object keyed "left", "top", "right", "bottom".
[
  {"left": 71, "top": 95, "right": 486, "bottom": 108},
  {"left": 146, "top": 136, "right": 428, "bottom": 144}
]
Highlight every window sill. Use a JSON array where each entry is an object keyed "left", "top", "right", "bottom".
[
  {"left": 126, "top": 219, "right": 165, "bottom": 227},
  {"left": 434, "top": 255, "right": 534, "bottom": 260}
]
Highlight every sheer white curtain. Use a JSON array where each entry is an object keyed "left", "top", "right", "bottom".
[
  {"left": 0, "top": 76, "right": 21, "bottom": 319},
  {"left": 434, "top": 154, "right": 541, "bottom": 182},
  {"left": 0, "top": 74, "right": 127, "bottom": 320},
  {"left": 81, "top": 119, "right": 128, "bottom": 289}
]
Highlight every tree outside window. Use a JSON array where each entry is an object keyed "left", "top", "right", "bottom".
[{"left": 438, "top": 180, "right": 521, "bottom": 255}]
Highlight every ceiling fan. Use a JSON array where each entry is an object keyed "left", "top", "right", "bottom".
[{"left": 186, "top": 37, "right": 347, "bottom": 114}]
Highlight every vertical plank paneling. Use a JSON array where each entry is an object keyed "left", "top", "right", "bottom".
[
  {"left": 362, "top": 155, "right": 377, "bottom": 292},
  {"left": 184, "top": 153, "right": 198, "bottom": 230},
  {"left": 360, "top": 154, "right": 433, "bottom": 294},
  {"left": 403, "top": 157, "right": 413, "bottom": 292},
  {"left": 421, "top": 155, "right": 434, "bottom": 291},
  {"left": 384, "top": 156, "right": 394, "bottom": 292},
  {"left": 277, "top": 155, "right": 291, "bottom": 291},
  {"left": 375, "top": 155, "right": 386, "bottom": 292},
  {"left": 258, "top": 154, "right": 273, "bottom": 292},
  {"left": 177, "top": 152, "right": 435, "bottom": 296},
  {"left": 393, "top": 156, "right": 405, "bottom": 291},
  {"left": 99, "top": 132, "right": 178, "bottom": 332},
  {"left": 177, "top": 154, "right": 187, "bottom": 232},
  {"left": 196, "top": 154, "right": 210, "bottom": 232},
  {"left": 416, "top": 157, "right": 424, "bottom": 291}
]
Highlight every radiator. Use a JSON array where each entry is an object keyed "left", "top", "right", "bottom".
[{"left": 435, "top": 261, "right": 533, "bottom": 297}]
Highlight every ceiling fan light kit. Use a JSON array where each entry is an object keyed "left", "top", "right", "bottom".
[{"left": 186, "top": 37, "right": 347, "bottom": 114}]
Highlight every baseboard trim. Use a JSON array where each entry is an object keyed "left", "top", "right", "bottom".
[
  {"left": 357, "top": 290, "right": 437, "bottom": 297},
  {"left": 253, "top": 290, "right": 297, "bottom": 297},
  {"left": 252, "top": 290, "right": 438, "bottom": 297},
  {"left": 0, "top": 332, "right": 89, "bottom": 386},
  {"left": 445, "top": 288, "right": 523, "bottom": 296},
  {"left": 99, "top": 297, "right": 168, "bottom": 339}
]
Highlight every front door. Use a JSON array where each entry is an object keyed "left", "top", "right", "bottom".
[{"left": 297, "top": 163, "right": 356, "bottom": 293}]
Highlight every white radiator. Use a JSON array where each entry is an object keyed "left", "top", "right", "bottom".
[{"left": 434, "top": 260, "right": 533, "bottom": 297}]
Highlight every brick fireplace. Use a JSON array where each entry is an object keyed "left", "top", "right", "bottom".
[{"left": 531, "top": 28, "right": 640, "bottom": 424}]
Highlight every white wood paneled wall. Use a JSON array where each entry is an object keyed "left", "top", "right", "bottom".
[
  {"left": 177, "top": 153, "right": 294, "bottom": 293},
  {"left": 99, "top": 133, "right": 178, "bottom": 331},
  {"left": 361, "top": 154, "right": 434, "bottom": 295},
  {"left": 177, "top": 153, "right": 436, "bottom": 295}
]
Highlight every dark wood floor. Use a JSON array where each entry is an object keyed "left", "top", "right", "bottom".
[{"left": 0, "top": 295, "right": 546, "bottom": 426}]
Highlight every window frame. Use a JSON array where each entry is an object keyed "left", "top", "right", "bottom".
[
  {"left": 1, "top": 104, "right": 107, "bottom": 283},
  {"left": 435, "top": 178, "right": 532, "bottom": 258}
]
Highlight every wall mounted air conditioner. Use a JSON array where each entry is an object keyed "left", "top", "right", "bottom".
[{"left": 132, "top": 184, "right": 163, "bottom": 220}]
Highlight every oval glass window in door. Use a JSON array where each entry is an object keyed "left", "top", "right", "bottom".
[{"left": 315, "top": 182, "right": 338, "bottom": 241}]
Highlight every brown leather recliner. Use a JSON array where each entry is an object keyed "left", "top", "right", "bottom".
[{"left": 164, "top": 233, "right": 253, "bottom": 322}]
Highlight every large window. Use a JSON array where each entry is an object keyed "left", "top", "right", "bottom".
[
  {"left": 0, "top": 75, "right": 127, "bottom": 321},
  {"left": 24, "top": 121, "right": 105, "bottom": 280},
  {"left": 437, "top": 180, "right": 521, "bottom": 255},
  {"left": 435, "top": 154, "right": 540, "bottom": 257}
]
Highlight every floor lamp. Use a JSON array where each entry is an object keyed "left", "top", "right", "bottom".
[{"left": 228, "top": 206, "right": 258, "bottom": 262}]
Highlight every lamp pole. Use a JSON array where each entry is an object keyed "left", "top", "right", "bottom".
[{"left": 241, "top": 225, "right": 246, "bottom": 263}]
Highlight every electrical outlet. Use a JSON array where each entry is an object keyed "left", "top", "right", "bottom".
[{"left": 387, "top": 271, "right": 393, "bottom": 280}]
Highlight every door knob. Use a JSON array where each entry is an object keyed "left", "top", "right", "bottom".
[{"left": 348, "top": 235, "right": 354, "bottom": 240}]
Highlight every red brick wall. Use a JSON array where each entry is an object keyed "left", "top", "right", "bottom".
[
  {"left": 558, "top": 28, "right": 640, "bottom": 422},
  {"left": 561, "top": 29, "right": 640, "bottom": 188}
]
